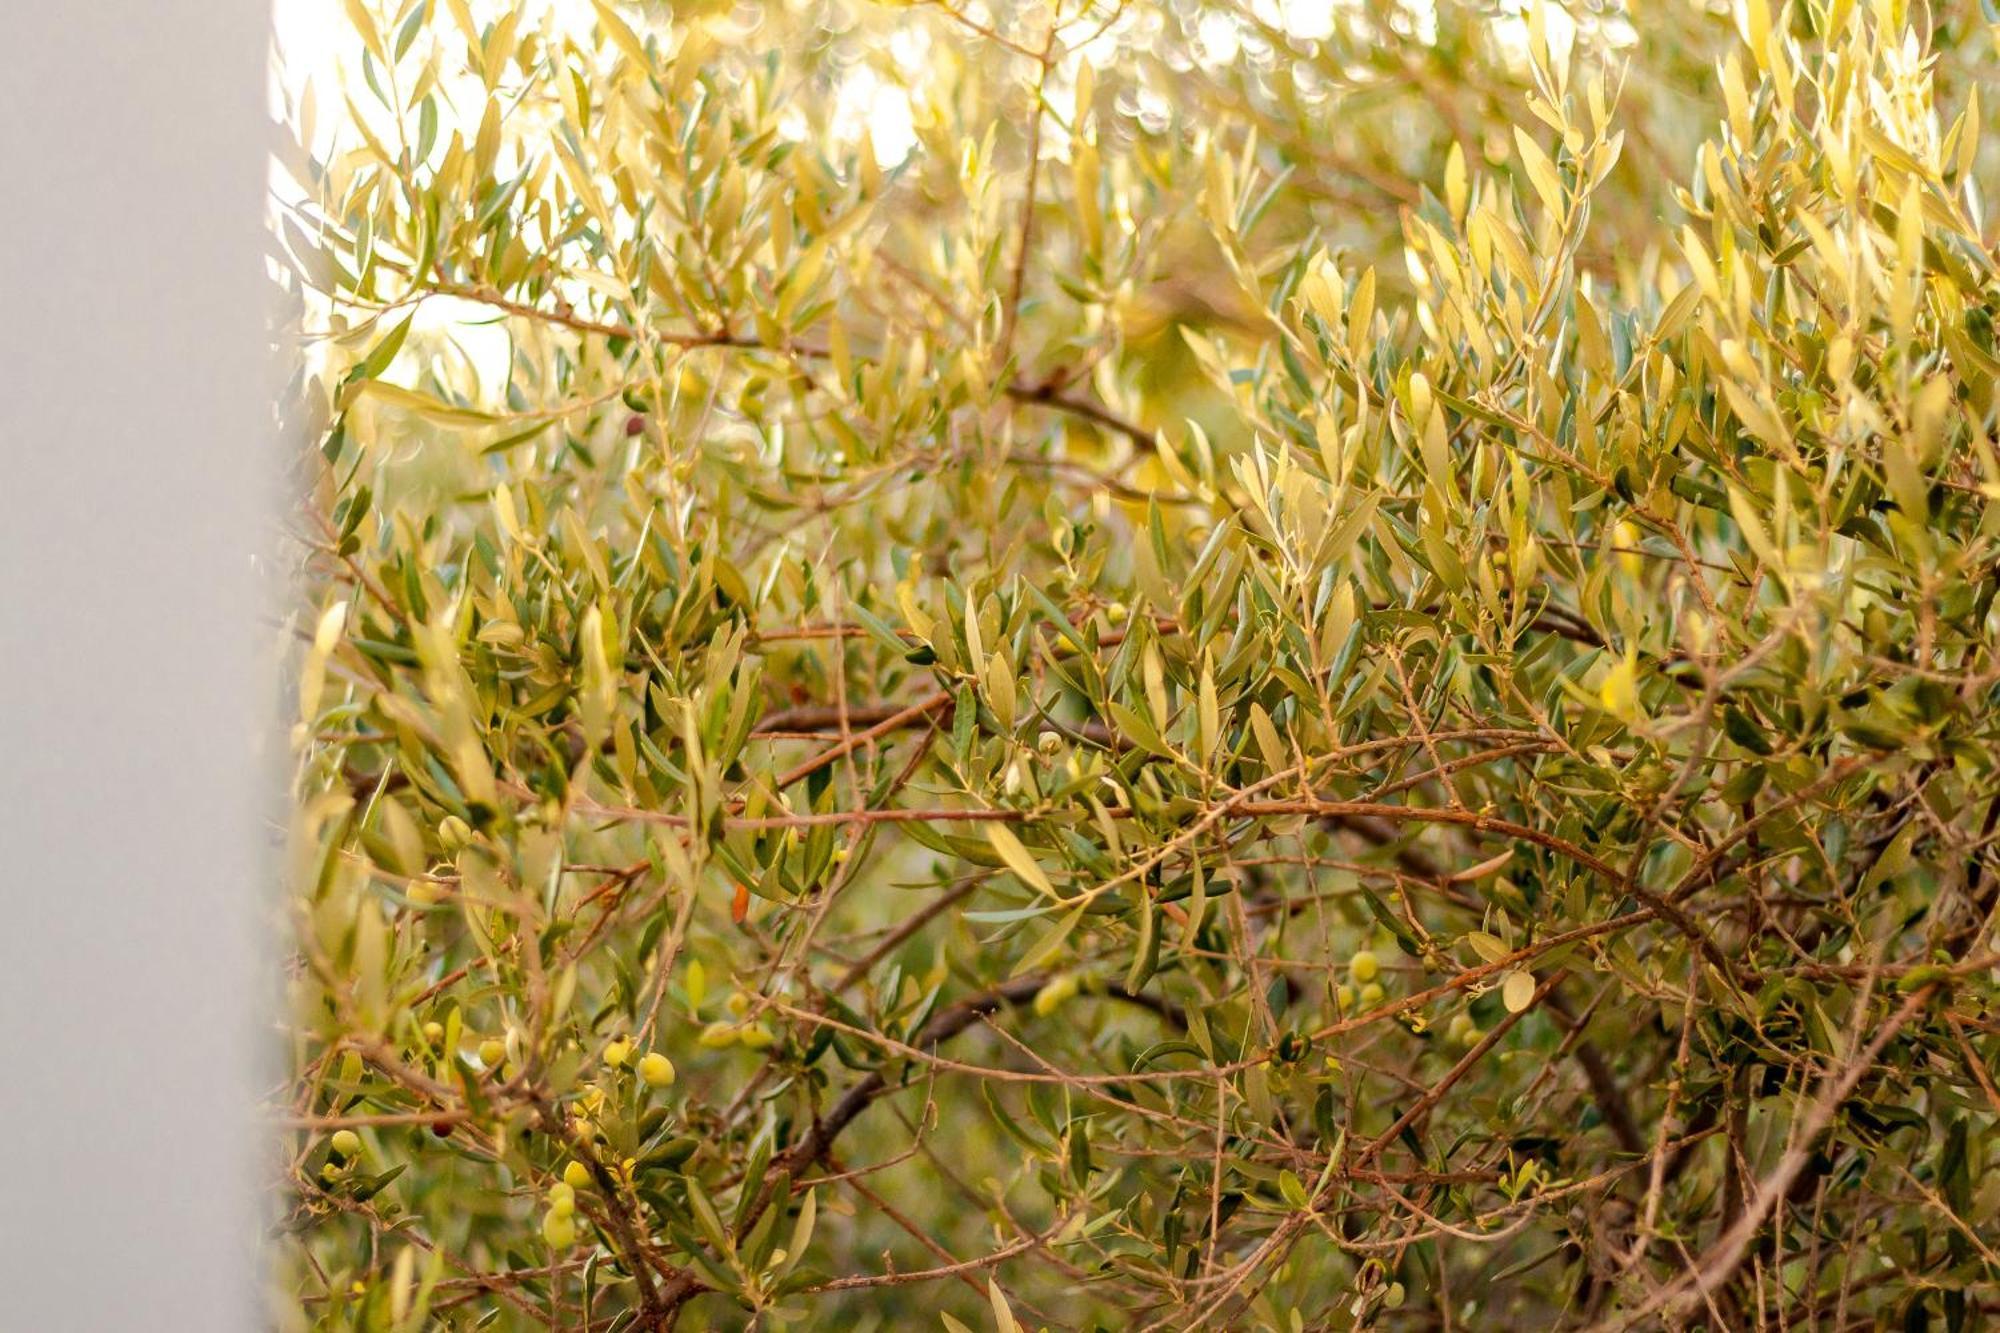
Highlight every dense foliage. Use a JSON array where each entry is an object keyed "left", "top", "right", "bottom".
[{"left": 275, "top": 1, "right": 2000, "bottom": 1328}]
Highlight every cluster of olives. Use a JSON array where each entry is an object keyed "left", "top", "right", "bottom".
[
  {"left": 1331, "top": 949, "right": 1483, "bottom": 1047},
  {"left": 599, "top": 1035, "right": 678, "bottom": 1088},
  {"left": 327, "top": 1020, "right": 685, "bottom": 1251},
  {"left": 319, "top": 1128, "right": 365, "bottom": 1184},
  {"left": 541, "top": 1179, "right": 579, "bottom": 1248},
  {"left": 694, "top": 990, "right": 775, "bottom": 1050},
  {"left": 538, "top": 1036, "right": 686, "bottom": 1248},
  {"left": 1334, "top": 949, "right": 1386, "bottom": 1011}
]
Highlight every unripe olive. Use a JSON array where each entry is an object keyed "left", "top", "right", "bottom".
[
  {"left": 638, "top": 1052, "right": 677, "bottom": 1088},
  {"left": 478, "top": 1038, "right": 507, "bottom": 1067},
  {"left": 541, "top": 1209, "right": 578, "bottom": 1248},
  {"left": 330, "top": 1129, "right": 362, "bottom": 1160},
  {"left": 563, "top": 1160, "right": 592, "bottom": 1190},
  {"left": 725, "top": 990, "right": 751, "bottom": 1018},
  {"left": 547, "top": 1183, "right": 575, "bottom": 1217},
  {"left": 1359, "top": 981, "right": 1385, "bottom": 1007},
  {"left": 602, "top": 1037, "right": 632, "bottom": 1068},
  {"left": 1348, "top": 950, "right": 1379, "bottom": 983},
  {"left": 421, "top": 1021, "right": 444, "bottom": 1046},
  {"left": 737, "top": 1022, "right": 776, "bottom": 1050},
  {"left": 406, "top": 880, "right": 447, "bottom": 906},
  {"left": 1336, "top": 984, "right": 1355, "bottom": 1010},
  {"left": 1613, "top": 520, "right": 1643, "bottom": 579},
  {"left": 1033, "top": 973, "right": 1081, "bottom": 1017},
  {"left": 697, "top": 1021, "right": 739, "bottom": 1049},
  {"left": 436, "top": 815, "right": 473, "bottom": 854}
]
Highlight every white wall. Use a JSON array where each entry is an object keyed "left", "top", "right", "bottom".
[{"left": 0, "top": 4, "right": 268, "bottom": 1327}]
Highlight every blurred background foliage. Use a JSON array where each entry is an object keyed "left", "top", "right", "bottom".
[{"left": 274, "top": 0, "right": 2000, "bottom": 1328}]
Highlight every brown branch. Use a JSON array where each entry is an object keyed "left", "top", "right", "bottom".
[
  {"left": 1352, "top": 970, "right": 1565, "bottom": 1169},
  {"left": 995, "top": 23, "right": 1057, "bottom": 373},
  {"left": 1546, "top": 986, "right": 1646, "bottom": 1157},
  {"left": 417, "top": 278, "right": 1157, "bottom": 452},
  {"left": 772, "top": 690, "right": 952, "bottom": 790},
  {"left": 1593, "top": 984, "right": 1941, "bottom": 1331},
  {"left": 800, "top": 1217, "right": 1057, "bottom": 1293},
  {"left": 529, "top": 1093, "right": 675, "bottom": 1328},
  {"left": 651, "top": 975, "right": 1049, "bottom": 1319}
]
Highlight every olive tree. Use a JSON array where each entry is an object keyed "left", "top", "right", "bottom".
[{"left": 274, "top": 1, "right": 2000, "bottom": 1328}]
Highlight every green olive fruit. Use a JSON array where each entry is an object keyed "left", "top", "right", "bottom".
[
  {"left": 541, "top": 1209, "right": 578, "bottom": 1248},
  {"left": 436, "top": 815, "right": 473, "bottom": 854},
  {"left": 1033, "top": 973, "right": 1081, "bottom": 1017}
]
